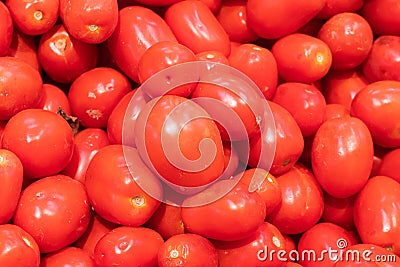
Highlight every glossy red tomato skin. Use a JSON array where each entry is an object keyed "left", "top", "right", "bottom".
[
  {"left": 246, "top": 0, "right": 325, "bottom": 39},
  {"left": 2, "top": 109, "right": 74, "bottom": 179},
  {"left": 312, "top": 117, "right": 374, "bottom": 198},
  {"left": 6, "top": 31, "right": 40, "bottom": 71},
  {"left": 62, "top": 128, "right": 110, "bottom": 184},
  {"left": 317, "top": 0, "right": 364, "bottom": 19},
  {"left": 0, "top": 57, "right": 43, "bottom": 121},
  {"left": 41, "top": 247, "right": 95, "bottom": 267},
  {"left": 267, "top": 164, "right": 324, "bottom": 235},
  {"left": 0, "top": 2, "right": 13, "bottom": 56},
  {"left": 361, "top": 0, "right": 400, "bottom": 36},
  {"left": 38, "top": 84, "right": 71, "bottom": 114},
  {"left": 321, "top": 194, "right": 355, "bottom": 230},
  {"left": 272, "top": 33, "right": 332, "bottom": 83},
  {"left": 158, "top": 233, "right": 218, "bottom": 267},
  {"left": 350, "top": 80, "right": 400, "bottom": 148},
  {"left": 0, "top": 224, "right": 40, "bottom": 267},
  {"left": 195, "top": 50, "right": 229, "bottom": 64},
  {"left": 68, "top": 67, "right": 132, "bottom": 128},
  {"left": 362, "top": 36, "right": 400, "bottom": 83},
  {"left": 228, "top": 43, "right": 278, "bottom": 100},
  {"left": 5, "top": 0, "right": 58, "bottom": 36},
  {"left": 59, "top": 0, "right": 118, "bottom": 44},
  {"left": 0, "top": 149, "right": 23, "bottom": 224},
  {"left": 324, "top": 104, "right": 350, "bottom": 121},
  {"left": 378, "top": 149, "right": 400, "bottom": 183},
  {"left": 85, "top": 145, "right": 162, "bottom": 226},
  {"left": 272, "top": 82, "right": 326, "bottom": 137},
  {"left": 13, "top": 175, "right": 91, "bottom": 253},
  {"left": 318, "top": 12, "right": 373, "bottom": 70},
  {"left": 107, "top": 6, "right": 177, "bottom": 83},
  {"left": 93, "top": 226, "right": 164, "bottom": 267},
  {"left": 164, "top": 0, "right": 230, "bottom": 56},
  {"left": 354, "top": 175, "right": 400, "bottom": 254},
  {"left": 38, "top": 24, "right": 98, "bottom": 84}
]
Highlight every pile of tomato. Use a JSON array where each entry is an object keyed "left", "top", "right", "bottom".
[{"left": 1, "top": 0, "right": 400, "bottom": 266}]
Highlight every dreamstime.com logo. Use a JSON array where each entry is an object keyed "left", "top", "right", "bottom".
[
  {"left": 257, "top": 238, "right": 398, "bottom": 263},
  {"left": 121, "top": 61, "right": 276, "bottom": 207}
]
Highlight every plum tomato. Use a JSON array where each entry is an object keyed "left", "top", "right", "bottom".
[
  {"left": 316, "top": 0, "right": 364, "bottom": 19},
  {"left": 195, "top": 50, "right": 230, "bottom": 64},
  {"left": 324, "top": 104, "right": 350, "bottom": 121},
  {"left": 6, "top": 31, "right": 41, "bottom": 71},
  {"left": 221, "top": 141, "right": 240, "bottom": 180},
  {"left": 40, "top": 247, "right": 95, "bottom": 267},
  {"left": 361, "top": 0, "right": 400, "bottom": 36},
  {"left": 311, "top": 117, "right": 374, "bottom": 198},
  {"left": 350, "top": 80, "right": 400, "bottom": 148},
  {"left": 38, "top": 84, "right": 71, "bottom": 115},
  {"left": 199, "top": 0, "right": 222, "bottom": 13},
  {"left": 158, "top": 233, "right": 218, "bottom": 267},
  {"left": 93, "top": 226, "right": 164, "bottom": 267},
  {"left": 0, "top": 57, "right": 43, "bottom": 121},
  {"left": 321, "top": 194, "right": 356, "bottom": 230},
  {"left": 12, "top": 175, "right": 91, "bottom": 253},
  {"left": 0, "top": 2, "right": 13, "bottom": 56},
  {"left": 272, "top": 33, "right": 332, "bottom": 83},
  {"left": 378, "top": 148, "right": 400, "bottom": 183},
  {"left": 1, "top": 109, "right": 74, "bottom": 179},
  {"left": 318, "top": 12, "right": 373, "bottom": 70},
  {"left": 68, "top": 67, "right": 132, "bottom": 128}
]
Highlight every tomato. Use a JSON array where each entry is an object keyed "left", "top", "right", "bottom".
[
  {"left": 85, "top": 145, "right": 162, "bottom": 226},
  {"left": 107, "top": 6, "right": 177, "bottom": 83},
  {"left": 272, "top": 33, "right": 332, "bottom": 83},
  {"left": 321, "top": 194, "right": 356, "bottom": 230},
  {"left": 213, "top": 222, "right": 286, "bottom": 267},
  {"left": 221, "top": 141, "right": 240, "bottom": 179},
  {"left": 38, "top": 84, "right": 71, "bottom": 114},
  {"left": 93, "top": 226, "right": 164, "bottom": 267},
  {"left": 195, "top": 50, "right": 229, "bottom": 64},
  {"left": 0, "top": 224, "right": 40, "bottom": 267},
  {"left": 312, "top": 117, "right": 374, "bottom": 198},
  {"left": 0, "top": 149, "right": 23, "bottom": 224},
  {"left": 5, "top": 0, "right": 58, "bottom": 36},
  {"left": 316, "top": 0, "right": 364, "bottom": 19},
  {"left": 158, "top": 233, "right": 218, "bottom": 267},
  {"left": 41, "top": 247, "right": 95, "bottom": 267},
  {"left": 318, "top": 12, "right": 373, "bottom": 70},
  {"left": 361, "top": 0, "right": 400, "bottom": 36},
  {"left": 62, "top": 128, "right": 110, "bottom": 184},
  {"left": 354, "top": 175, "right": 400, "bottom": 254},
  {"left": 134, "top": 0, "right": 181, "bottom": 6},
  {"left": 297, "top": 18, "right": 325, "bottom": 37},
  {"left": 59, "top": 0, "right": 118, "bottom": 44},
  {"left": 350, "top": 80, "right": 400, "bottom": 148},
  {"left": 0, "top": 57, "right": 43, "bottom": 121},
  {"left": 266, "top": 164, "right": 324, "bottom": 235},
  {"left": 2, "top": 109, "right": 74, "bottom": 179},
  {"left": 228, "top": 43, "right": 278, "bottom": 100},
  {"left": 199, "top": 0, "right": 221, "bottom": 13},
  {"left": 68, "top": 67, "right": 132, "bottom": 128},
  {"left": 0, "top": 1, "right": 12, "bottom": 56},
  {"left": 246, "top": 0, "right": 325, "bottom": 39},
  {"left": 13, "top": 175, "right": 91, "bottom": 253},
  {"left": 283, "top": 234, "right": 297, "bottom": 261},
  {"left": 272, "top": 82, "right": 326, "bottom": 137},
  {"left": 362, "top": 36, "right": 400, "bottom": 83},
  {"left": 322, "top": 69, "right": 369, "bottom": 110},
  {"left": 324, "top": 104, "right": 350, "bottom": 121},
  {"left": 164, "top": 0, "right": 230, "bottom": 56},
  {"left": 6, "top": 31, "right": 40, "bottom": 71},
  {"left": 181, "top": 180, "right": 266, "bottom": 241},
  {"left": 38, "top": 24, "right": 98, "bottom": 84},
  {"left": 0, "top": 121, "right": 6, "bottom": 145},
  {"left": 378, "top": 148, "right": 400, "bottom": 183},
  {"left": 216, "top": 0, "right": 258, "bottom": 43}
]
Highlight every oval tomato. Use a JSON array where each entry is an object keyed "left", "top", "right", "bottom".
[
  {"left": 6, "top": 31, "right": 41, "bottom": 71},
  {"left": 38, "top": 83, "right": 71, "bottom": 114},
  {"left": 0, "top": 2, "right": 13, "bottom": 56},
  {"left": 40, "top": 247, "right": 95, "bottom": 267},
  {"left": 195, "top": 50, "right": 229, "bottom": 64},
  {"left": 321, "top": 193, "right": 356, "bottom": 230},
  {"left": 317, "top": 0, "right": 364, "bottom": 19},
  {"left": 378, "top": 148, "right": 400, "bottom": 183},
  {"left": 324, "top": 104, "right": 350, "bottom": 121},
  {"left": 361, "top": 0, "right": 400, "bottom": 36}
]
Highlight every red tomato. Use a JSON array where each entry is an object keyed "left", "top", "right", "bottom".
[
  {"left": 134, "top": 0, "right": 181, "bottom": 6},
  {"left": 283, "top": 234, "right": 297, "bottom": 261},
  {"left": 272, "top": 33, "right": 332, "bottom": 83},
  {"left": 0, "top": 2, "right": 12, "bottom": 56},
  {"left": 266, "top": 164, "right": 324, "bottom": 235},
  {"left": 164, "top": 0, "right": 231, "bottom": 56},
  {"left": 350, "top": 80, "right": 400, "bottom": 148},
  {"left": 59, "top": 0, "right": 118, "bottom": 44},
  {"left": 6, "top": 31, "right": 40, "bottom": 71},
  {"left": 158, "top": 233, "right": 218, "bottom": 267},
  {"left": 0, "top": 149, "right": 23, "bottom": 224},
  {"left": 0, "top": 121, "right": 6, "bottom": 145},
  {"left": 181, "top": 180, "right": 266, "bottom": 241},
  {"left": 311, "top": 117, "right": 374, "bottom": 198},
  {"left": 0, "top": 224, "right": 40, "bottom": 267},
  {"left": 38, "top": 24, "right": 98, "bottom": 84},
  {"left": 85, "top": 145, "right": 162, "bottom": 226},
  {"left": 378, "top": 148, "right": 400, "bottom": 183},
  {"left": 362, "top": 36, "right": 400, "bottom": 83},
  {"left": 318, "top": 12, "right": 373, "bottom": 70},
  {"left": 246, "top": 0, "right": 325, "bottom": 39},
  {"left": 93, "top": 226, "right": 164, "bottom": 267},
  {"left": 361, "top": 0, "right": 400, "bottom": 36},
  {"left": 228, "top": 43, "right": 278, "bottom": 99},
  {"left": 195, "top": 50, "right": 229, "bottom": 64},
  {"left": 354, "top": 175, "right": 400, "bottom": 254},
  {"left": 5, "top": 0, "right": 58, "bottom": 35},
  {"left": 324, "top": 104, "right": 350, "bottom": 121},
  {"left": 216, "top": 0, "right": 258, "bottom": 43},
  {"left": 297, "top": 18, "right": 325, "bottom": 37},
  {"left": 0, "top": 57, "right": 43, "bottom": 121},
  {"left": 321, "top": 194, "right": 355, "bottom": 230},
  {"left": 62, "top": 128, "right": 110, "bottom": 184},
  {"left": 221, "top": 141, "right": 240, "bottom": 179},
  {"left": 107, "top": 6, "right": 177, "bottom": 83},
  {"left": 38, "top": 84, "right": 71, "bottom": 114},
  {"left": 68, "top": 67, "right": 132, "bottom": 128},
  {"left": 13, "top": 175, "right": 91, "bottom": 253},
  {"left": 2, "top": 109, "right": 74, "bottom": 179},
  {"left": 272, "top": 82, "right": 326, "bottom": 137},
  {"left": 213, "top": 222, "right": 286, "bottom": 267},
  {"left": 199, "top": 0, "right": 221, "bottom": 13},
  {"left": 41, "top": 247, "right": 95, "bottom": 267},
  {"left": 316, "top": 0, "right": 364, "bottom": 19}
]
